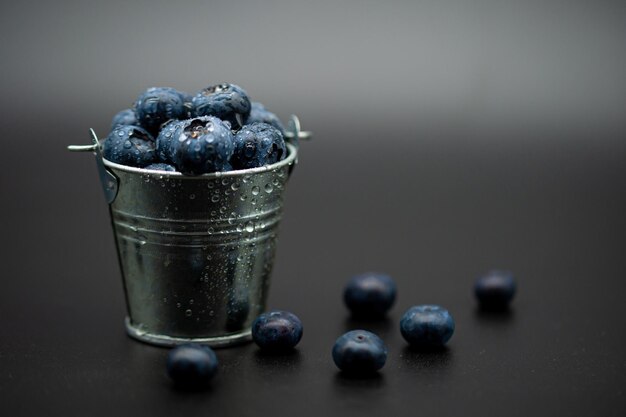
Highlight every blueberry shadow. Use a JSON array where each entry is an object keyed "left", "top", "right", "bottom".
[
  {"left": 333, "top": 370, "right": 386, "bottom": 388},
  {"left": 252, "top": 348, "right": 302, "bottom": 371},
  {"left": 401, "top": 345, "right": 454, "bottom": 372},
  {"left": 168, "top": 379, "right": 216, "bottom": 393},
  {"left": 474, "top": 305, "right": 515, "bottom": 324}
]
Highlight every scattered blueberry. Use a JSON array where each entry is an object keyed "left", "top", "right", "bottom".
[
  {"left": 332, "top": 330, "right": 387, "bottom": 374},
  {"left": 252, "top": 310, "right": 303, "bottom": 351},
  {"left": 231, "top": 123, "right": 286, "bottom": 169},
  {"left": 102, "top": 125, "right": 156, "bottom": 167},
  {"left": 144, "top": 162, "right": 176, "bottom": 172},
  {"left": 343, "top": 273, "right": 396, "bottom": 318},
  {"left": 192, "top": 83, "right": 251, "bottom": 128},
  {"left": 475, "top": 270, "right": 517, "bottom": 310},
  {"left": 166, "top": 344, "right": 218, "bottom": 386},
  {"left": 245, "top": 102, "right": 285, "bottom": 135},
  {"left": 169, "top": 116, "right": 235, "bottom": 175},
  {"left": 110, "top": 108, "right": 137, "bottom": 130},
  {"left": 400, "top": 305, "right": 455, "bottom": 349},
  {"left": 134, "top": 87, "right": 187, "bottom": 135}
]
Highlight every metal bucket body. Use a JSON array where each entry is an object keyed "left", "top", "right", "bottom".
[{"left": 104, "top": 144, "right": 297, "bottom": 347}]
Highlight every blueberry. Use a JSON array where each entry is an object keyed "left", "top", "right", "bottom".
[
  {"left": 252, "top": 310, "right": 303, "bottom": 351},
  {"left": 144, "top": 162, "right": 176, "bottom": 172},
  {"left": 169, "top": 116, "right": 235, "bottom": 175},
  {"left": 343, "top": 273, "right": 396, "bottom": 318},
  {"left": 226, "top": 287, "right": 250, "bottom": 331},
  {"left": 102, "top": 125, "right": 156, "bottom": 167},
  {"left": 166, "top": 344, "right": 218, "bottom": 386},
  {"left": 134, "top": 87, "right": 187, "bottom": 135},
  {"left": 475, "top": 271, "right": 516, "bottom": 310},
  {"left": 155, "top": 119, "right": 184, "bottom": 163},
  {"left": 245, "top": 102, "right": 285, "bottom": 135},
  {"left": 231, "top": 122, "right": 286, "bottom": 169},
  {"left": 110, "top": 108, "right": 137, "bottom": 130},
  {"left": 192, "top": 83, "right": 251, "bottom": 128},
  {"left": 332, "top": 330, "right": 387, "bottom": 374},
  {"left": 400, "top": 305, "right": 455, "bottom": 348}
]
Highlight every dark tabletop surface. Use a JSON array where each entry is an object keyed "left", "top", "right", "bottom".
[
  {"left": 1, "top": 116, "right": 625, "bottom": 417},
  {"left": 2, "top": 1, "right": 626, "bottom": 416}
]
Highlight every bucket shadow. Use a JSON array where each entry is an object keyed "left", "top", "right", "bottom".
[
  {"left": 474, "top": 305, "right": 515, "bottom": 325},
  {"left": 252, "top": 348, "right": 302, "bottom": 371}
]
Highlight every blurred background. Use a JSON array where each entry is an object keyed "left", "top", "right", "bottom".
[{"left": 1, "top": 0, "right": 625, "bottom": 415}]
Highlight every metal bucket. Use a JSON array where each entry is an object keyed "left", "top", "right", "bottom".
[{"left": 70, "top": 116, "right": 309, "bottom": 347}]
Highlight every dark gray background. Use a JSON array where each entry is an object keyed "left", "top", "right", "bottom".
[{"left": 1, "top": 1, "right": 625, "bottom": 416}]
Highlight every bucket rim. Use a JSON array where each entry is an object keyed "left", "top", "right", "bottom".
[{"left": 103, "top": 142, "right": 297, "bottom": 179}]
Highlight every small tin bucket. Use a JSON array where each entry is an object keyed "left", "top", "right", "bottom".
[{"left": 70, "top": 116, "right": 309, "bottom": 347}]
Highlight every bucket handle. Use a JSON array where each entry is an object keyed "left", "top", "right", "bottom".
[
  {"left": 67, "top": 129, "right": 119, "bottom": 204},
  {"left": 284, "top": 115, "right": 312, "bottom": 176}
]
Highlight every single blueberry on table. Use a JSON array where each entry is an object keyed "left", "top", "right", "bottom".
[
  {"left": 192, "top": 83, "right": 251, "bottom": 128},
  {"left": 245, "top": 102, "right": 285, "bottom": 135},
  {"left": 134, "top": 87, "right": 187, "bottom": 135},
  {"left": 475, "top": 271, "right": 516, "bottom": 310},
  {"left": 252, "top": 310, "right": 303, "bottom": 351},
  {"left": 166, "top": 344, "right": 218, "bottom": 386},
  {"left": 169, "top": 116, "right": 235, "bottom": 175},
  {"left": 102, "top": 125, "right": 156, "bottom": 168},
  {"left": 400, "top": 305, "right": 455, "bottom": 349},
  {"left": 344, "top": 273, "right": 397, "bottom": 318},
  {"left": 110, "top": 108, "right": 137, "bottom": 130},
  {"left": 231, "top": 122, "right": 286, "bottom": 170},
  {"left": 332, "top": 330, "right": 387, "bottom": 374},
  {"left": 144, "top": 162, "right": 176, "bottom": 172}
]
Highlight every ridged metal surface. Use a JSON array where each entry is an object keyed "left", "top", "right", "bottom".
[{"left": 104, "top": 144, "right": 297, "bottom": 346}]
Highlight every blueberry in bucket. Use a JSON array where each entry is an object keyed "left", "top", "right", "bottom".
[
  {"left": 110, "top": 108, "right": 137, "bottom": 130},
  {"left": 169, "top": 116, "right": 234, "bottom": 175},
  {"left": 192, "top": 83, "right": 251, "bottom": 128},
  {"left": 231, "top": 123, "right": 286, "bottom": 169},
  {"left": 102, "top": 125, "right": 156, "bottom": 167},
  {"left": 245, "top": 102, "right": 285, "bottom": 135},
  {"left": 134, "top": 87, "right": 187, "bottom": 135},
  {"left": 156, "top": 119, "right": 184, "bottom": 163}
]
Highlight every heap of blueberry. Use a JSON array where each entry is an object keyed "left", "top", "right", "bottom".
[{"left": 103, "top": 83, "right": 287, "bottom": 174}]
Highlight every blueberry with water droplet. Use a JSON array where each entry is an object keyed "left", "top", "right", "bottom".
[
  {"left": 144, "top": 162, "right": 176, "bottom": 172},
  {"left": 102, "top": 125, "right": 156, "bottom": 167},
  {"left": 169, "top": 116, "right": 234, "bottom": 175},
  {"left": 252, "top": 310, "right": 303, "bottom": 351},
  {"left": 231, "top": 123, "right": 286, "bottom": 169},
  {"left": 110, "top": 108, "right": 137, "bottom": 130},
  {"left": 156, "top": 119, "right": 184, "bottom": 163},
  {"left": 134, "top": 87, "right": 187, "bottom": 135},
  {"left": 166, "top": 344, "right": 218, "bottom": 386},
  {"left": 245, "top": 102, "right": 285, "bottom": 135},
  {"left": 192, "top": 83, "right": 251, "bottom": 128},
  {"left": 332, "top": 330, "right": 387, "bottom": 374}
]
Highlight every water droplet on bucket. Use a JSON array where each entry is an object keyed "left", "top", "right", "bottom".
[
  {"left": 231, "top": 182, "right": 240, "bottom": 191},
  {"left": 189, "top": 194, "right": 196, "bottom": 200},
  {"left": 211, "top": 195, "right": 220, "bottom": 203},
  {"left": 264, "top": 184, "right": 273, "bottom": 193},
  {"left": 245, "top": 221, "right": 255, "bottom": 233},
  {"left": 240, "top": 194, "right": 247, "bottom": 201},
  {"left": 185, "top": 309, "right": 192, "bottom": 317},
  {"left": 251, "top": 186, "right": 260, "bottom": 195}
]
